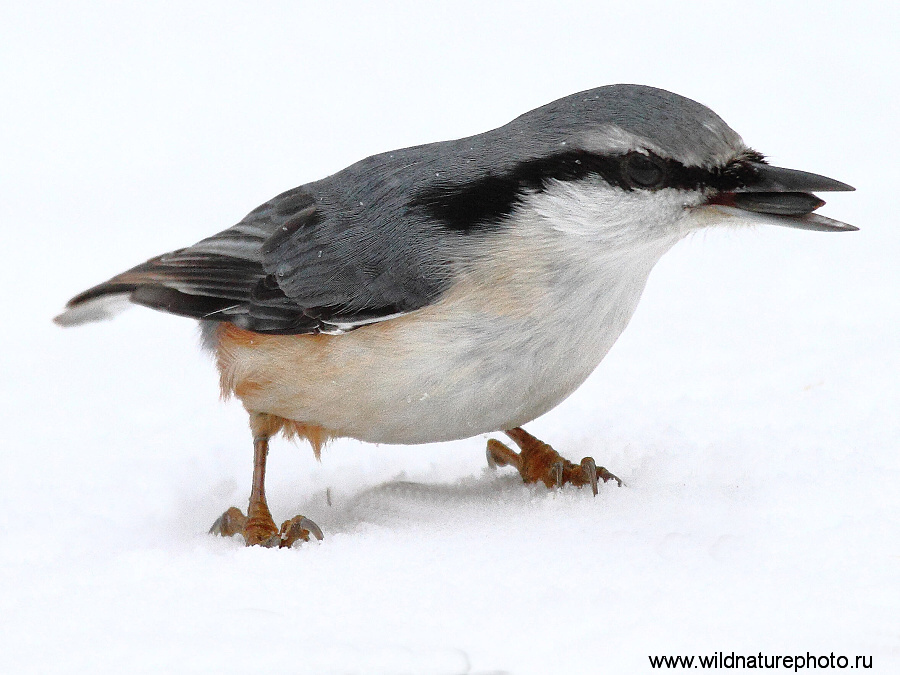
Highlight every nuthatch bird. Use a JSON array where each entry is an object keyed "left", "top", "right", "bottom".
[{"left": 56, "top": 84, "right": 856, "bottom": 547}]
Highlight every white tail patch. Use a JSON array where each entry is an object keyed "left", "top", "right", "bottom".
[{"left": 53, "top": 293, "right": 133, "bottom": 327}]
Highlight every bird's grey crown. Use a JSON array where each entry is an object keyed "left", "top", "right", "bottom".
[
  {"left": 499, "top": 83, "right": 745, "bottom": 168},
  {"left": 63, "top": 85, "right": 750, "bottom": 334}
]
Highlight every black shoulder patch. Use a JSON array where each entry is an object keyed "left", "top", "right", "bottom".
[
  {"left": 411, "top": 172, "right": 522, "bottom": 232},
  {"left": 411, "top": 151, "right": 637, "bottom": 233}
]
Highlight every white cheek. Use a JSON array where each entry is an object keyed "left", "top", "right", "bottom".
[{"left": 521, "top": 178, "right": 706, "bottom": 244}]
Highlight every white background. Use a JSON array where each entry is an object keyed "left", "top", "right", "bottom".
[{"left": 1, "top": 2, "right": 897, "bottom": 673}]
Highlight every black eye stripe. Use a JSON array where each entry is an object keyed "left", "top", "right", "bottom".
[
  {"left": 624, "top": 150, "right": 764, "bottom": 192},
  {"left": 412, "top": 149, "right": 764, "bottom": 232}
]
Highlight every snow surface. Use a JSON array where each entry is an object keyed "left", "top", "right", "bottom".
[{"left": 1, "top": 2, "right": 898, "bottom": 673}]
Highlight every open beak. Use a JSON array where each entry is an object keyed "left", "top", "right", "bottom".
[{"left": 703, "top": 162, "right": 857, "bottom": 232}]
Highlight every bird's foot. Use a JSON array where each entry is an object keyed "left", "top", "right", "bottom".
[
  {"left": 209, "top": 503, "right": 324, "bottom": 548},
  {"left": 486, "top": 427, "right": 623, "bottom": 495}
]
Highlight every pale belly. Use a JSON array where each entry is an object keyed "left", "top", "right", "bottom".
[{"left": 211, "top": 259, "right": 655, "bottom": 445}]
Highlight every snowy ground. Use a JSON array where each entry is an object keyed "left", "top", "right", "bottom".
[{"left": 2, "top": 2, "right": 898, "bottom": 673}]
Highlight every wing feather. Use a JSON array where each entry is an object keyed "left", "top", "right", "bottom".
[{"left": 56, "top": 181, "right": 449, "bottom": 334}]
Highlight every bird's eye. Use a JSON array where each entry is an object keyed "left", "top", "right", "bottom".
[{"left": 623, "top": 153, "right": 666, "bottom": 188}]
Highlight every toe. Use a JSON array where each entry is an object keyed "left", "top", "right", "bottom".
[
  {"left": 598, "top": 466, "right": 624, "bottom": 487},
  {"left": 486, "top": 439, "right": 521, "bottom": 470}
]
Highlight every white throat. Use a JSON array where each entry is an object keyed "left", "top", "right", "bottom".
[{"left": 432, "top": 178, "right": 702, "bottom": 428}]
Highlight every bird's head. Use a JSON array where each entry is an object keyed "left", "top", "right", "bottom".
[{"left": 493, "top": 84, "right": 855, "bottom": 250}]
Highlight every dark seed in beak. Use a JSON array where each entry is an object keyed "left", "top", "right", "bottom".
[{"left": 732, "top": 191, "right": 825, "bottom": 216}]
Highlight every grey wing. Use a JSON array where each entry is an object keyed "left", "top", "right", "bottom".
[
  {"left": 55, "top": 183, "right": 450, "bottom": 335},
  {"left": 259, "top": 163, "right": 458, "bottom": 330}
]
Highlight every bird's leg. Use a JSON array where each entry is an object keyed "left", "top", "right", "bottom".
[
  {"left": 245, "top": 432, "right": 281, "bottom": 544},
  {"left": 209, "top": 431, "right": 281, "bottom": 546},
  {"left": 486, "top": 426, "right": 622, "bottom": 495},
  {"left": 209, "top": 413, "right": 324, "bottom": 548}
]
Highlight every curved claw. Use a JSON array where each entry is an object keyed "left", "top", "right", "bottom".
[
  {"left": 279, "top": 515, "right": 325, "bottom": 548},
  {"left": 549, "top": 460, "right": 565, "bottom": 489},
  {"left": 208, "top": 514, "right": 227, "bottom": 536},
  {"left": 208, "top": 506, "right": 247, "bottom": 537},
  {"left": 580, "top": 457, "right": 599, "bottom": 496},
  {"left": 299, "top": 517, "right": 324, "bottom": 542},
  {"left": 486, "top": 446, "right": 498, "bottom": 470}
]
